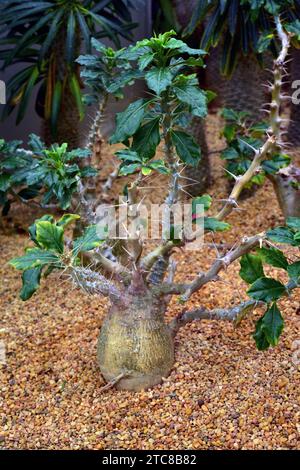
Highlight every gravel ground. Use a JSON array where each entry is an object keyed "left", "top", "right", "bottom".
[{"left": 0, "top": 116, "right": 299, "bottom": 450}]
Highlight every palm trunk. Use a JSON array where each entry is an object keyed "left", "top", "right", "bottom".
[
  {"left": 172, "top": 0, "right": 211, "bottom": 196},
  {"left": 97, "top": 289, "right": 174, "bottom": 391},
  {"left": 43, "top": 27, "right": 82, "bottom": 149},
  {"left": 184, "top": 116, "right": 211, "bottom": 196},
  {"left": 206, "top": 48, "right": 271, "bottom": 118}
]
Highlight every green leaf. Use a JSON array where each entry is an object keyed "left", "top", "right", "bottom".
[
  {"left": 285, "top": 20, "right": 300, "bottom": 40},
  {"left": 173, "top": 80, "right": 208, "bottom": 118},
  {"left": 138, "top": 52, "right": 155, "bottom": 70},
  {"left": 57, "top": 214, "right": 80, "bottom": 229},
  {"left": 0, "top": 174, "right": 11, "bottom": 192},
  {"left": 16, "top": 66, "right": 39, "bottom": 124},
  {"left": 36, "top": 221, "right": 64, "bottom": 253},
  {"left": 80, "top": 166, "right": 98, "bottom": 178},
  {"left": 165, "top": 38, "right": 207, "bottom": 56},
  {"left": 266, "top": 227, "right": 299, "bottom": 246},
  {"left": 110, "top": 99, "right": 148, "bottom": 144},
  {"left": 257, "top": 247, "right": 288, "bottom": 270},
  {"left": 248, "top": 277, "right": 286, "bottom": 303},
  {"left": 221, "top": 108, "right": 240, "bottom": 122},
  {"left": 261, "top": 154, "right": 291, "bottom": 175},
  {"left": 29, "top": 215, "right": 55, "bottom": 245},
  {"left": 171, "top": 130, "right": 201, "bottom": 166},
  {"left": 286, "top": 217, "right": 300, "bottom": 232},
  {"left": 240, "top": 254, "right": 264, "bottom": 284},
  {"left": 223, "top": 124, "right": 236, "bottom": 143},
  {"left": 51, "top": 80, "right": 62, "bottom": 134},
  {"left": 9, "top": 248, "right": 60, "bottom": 270},
  {"left": 287, "top": 262, "right": 300, "bottom": 283},
  {"left": 115, "top": 149, "right": 141, "bottom": 163},
  {"left": 20, "top": 267, "right": 42, "bottom": 301},
  {"left": 256, "top": 33, "right": 274, "bottom": 54},
  {"left": 132, "top": 117, "right": 160, "bottom": 161},
  {"left": 66, "top": 10, "right": 75, "bottom": 63},
  {"left": 70, "top": 74, "right": 84, "bottom": 121},
  {"left": 221, "top": 147, "right": 240, "bottom": 160},
  {"left": 28, "top": 134, "right": 44, "bottom": 153},
  {"left": 73, "top": 225, "right": 104, "bottom": 255},
  {"left": 38, "top": 9, "right": 64, "bottom": 61},
  {"left": 147, "top": 160, "right": 169, "bottom": 174},
  {"left": 253, "top": 303, "right": 284, "bottom": 350},
  {"left": 192, "top": 195, "right": 212, "bottom": 216},
  {"left": 141, "top": 166, "right": 152, "bottom": 176},
  {"left": 253, "top": 318, "right": 271, "bottom": 351},
  {"left": 119, "top": 163, "right": 141, "bottom": 176},
  {"left": 203, "top": 217, "right": 231, "bottom": 232},
  {"left": 145, "top": 67, "right": 173, "bottom": 95}
]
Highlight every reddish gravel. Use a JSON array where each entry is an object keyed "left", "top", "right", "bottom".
[{"left": 1, "top": 115, "right": 299, "bottom": 450}]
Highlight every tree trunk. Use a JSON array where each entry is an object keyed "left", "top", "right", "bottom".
[
  {"left": 185, "top": 116, "right": 211, "bottom": 196},
  {"left": 43, "top": 27, "right": 82, "bottom": 149},
  {"left": 206, "top": 48, "right": 271, "bottom": 118},
  {"left": 97, "top": 290, "right": 174, "bottom": 391},
  {"left": 287, "top": 48, "right": 300, "bottom": 156},
  {"left": 172, "top": 0, "right": 211, "bottom": 196},
  {"left": 269, "top": 166, "right": 300, "bottom": 219}
]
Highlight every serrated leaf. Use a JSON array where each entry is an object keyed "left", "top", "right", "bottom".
[
  {"left": 110, "top": 99, "right": 148, "bottom": 144},
  {"left": 261, "top": 154, "right": 291, "bottom": 174},
  {"left": 257, "top": 247, "right": 288, "bottom": 270},
  {"left": 286, "top": 217, "right": 300, "bottom": 232},
  {"left": 221, "top": 147, "right": 240, "bottom": 160},
  {"left": 57, "top": 214, "right": 80, "bottom": 229},
  {"left": 119, "top": 163, "right": 141, "bottom": 176},
  {"left": 29, "top": 215, "right": 55, "bottom": 245},
  {"left": 173, "top": 81, "right": 208, "bottom": 118},
  {"left": 192, "top": 195, "right": 212, "bottom": 217},
  {"left": 9, "top": 248, "right": 60, "bottom": 270},
  {"left": 266, "top": 227, "right": 299, "bottom": 246},
  {"left": 221, "top": 108, "right": 240, "bottom": 121},
  {"left": 165, "top": 38, "right": 207, "bottom": 56},
  {"left": 132, "top": 117, "right": 160, "bottom": 161},
  {"left": 248, "top": 277, "right": 286, "bottom": 303},
  {"left": 287, "top": 262, "right": 300, "bottom": 283},
  {"left": 36, "top": 221, "right": 64, "bottom": 253},
  {"left": 138, "top": 52, "right": 155, "bottom": 70},
  {"left": 253, "top": 302, "right": 284, "bottom": 350},
  {"left": 240, "top": 253, "right": 264, "bottom": 284},
  {"left": 20, "top": 267, "right": 42, "bottom": 301},
  {"left": 171, "top": 130, "right": 201, "bottom": 166},
  {"left": 0, "top": 174, "right": 11, "bottom": 192},
  {"left": 145, "top": 67, "right": 173, "bottom": 95},
  {"left": 204, "top": 217, "right": 231, "bottom": 232},
  {"left": 73, "top": 225, "right": 104, "bottom": 255}
]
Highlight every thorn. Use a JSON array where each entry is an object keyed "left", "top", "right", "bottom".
[{"left": 223, "top": 168, "right": 239, "bottom": 181}]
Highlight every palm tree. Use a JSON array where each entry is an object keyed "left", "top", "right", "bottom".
[{"left": 0, "top": 0, "right": 140, "bottom": 147}]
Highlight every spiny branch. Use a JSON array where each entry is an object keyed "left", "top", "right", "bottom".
[
  {"left": 70, "top": 266, "right": 122, "bottom": 301},
  {"left": 155, "top": 233, "right": 265, "bottom": 298},
  {"left": 169, "top": 300, "right": 262, "bottom": 336},
  {"left": 86, "top": 96, "right": 108, "bottom": 155},
  {"left": 82, "top": 250, "right": 131, "bottom": 283},
  {"left": 216, "top": 15, "right": 290, "bottom": 222}
]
